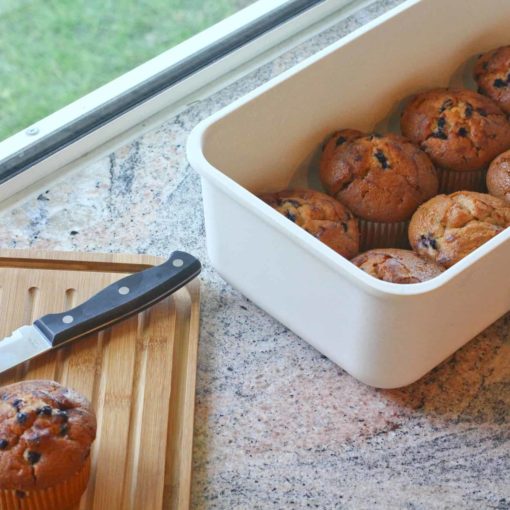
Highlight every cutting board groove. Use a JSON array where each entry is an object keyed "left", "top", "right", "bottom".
[{"left": 0, "top": 250, "right": 200, "bottom": 510}]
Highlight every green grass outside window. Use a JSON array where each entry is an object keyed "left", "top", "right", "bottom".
[{"left": 0, "top": 0, "right": 252, "bottom": 141}]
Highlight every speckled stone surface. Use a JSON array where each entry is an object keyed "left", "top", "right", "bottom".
[{"left": 1, "top": 1, "right": 509, "bottom": 508}]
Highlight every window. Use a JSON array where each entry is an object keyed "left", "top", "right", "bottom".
[
  {"left": 0, "top": 0, "right": 360, "bottom": 199},
  {"left": 0, "top": 0, "right": 256, "bottom": 141}
]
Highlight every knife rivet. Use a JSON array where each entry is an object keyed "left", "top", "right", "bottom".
[
  {"left": 172, "top": 259, "right": 184, "bottom": 267},
  {"left": 118, "top": 286, "right": 130, "bottom": 295},
  {"left": 62, "top": 315, "right": 74, "bottom": 324}
]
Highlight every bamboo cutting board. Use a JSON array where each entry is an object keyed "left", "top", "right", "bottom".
[{"left": 0, "top": 250, "right": 200, "bottom": 510}]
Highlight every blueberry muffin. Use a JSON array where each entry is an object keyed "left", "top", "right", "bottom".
[
  {"left": 259, "top": 188, "right": 359, "bottom": 258},
  {"left": 0, "top": 380, "right": 96, "bottom": 510},
  {"left": 400, "top": 88, "right": 510, "bottom": 178},
  {"left": 408, "top": 191, "right": 510, "bottom": 268},
  {"left": 352, "top": 248, "right": 443, "bottom": 284},
  {"left": 320, "top": 130, "right": 438, "bottom": 222},
  {"left": 487, "top": 150, "right": 510, "bottom": 203},
  {"left": 474, "top": 45, "right": 510, "bottom": 114},
  {"left": 320, "top": 130, "right": 438, "bottom": 248}
]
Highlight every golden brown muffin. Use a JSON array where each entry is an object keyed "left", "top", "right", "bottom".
[
  {"left": 474, "top": 45, "right": 510, "bottom": 114},
  {"left": 259, "top": 188, "right": 359, "bottom": 258},
  {"left": 352, "top": 248, "right": 443, "bottom": 284},
  {"left": 0, "top": 380, "right": 96, "bottom": 510},
  {"left": 487, "top": 150, "right": 510, "bottom": 203},
  {"left": 320, "top": 130, "right": 438, "bottom": 222},
  {"left": 408, "top": 191, "right": 510, "bottom": 268},
  {"left": 401, "top": 88, "right": 510, "bottom": 172}
]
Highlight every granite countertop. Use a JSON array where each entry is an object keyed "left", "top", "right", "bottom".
[{"left": 1, "top": 0, "right": 509, "bottom": 508}]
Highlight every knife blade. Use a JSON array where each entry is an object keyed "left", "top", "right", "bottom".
[{"left": 0, "top": 251, "right": 201, "bottom": 374}]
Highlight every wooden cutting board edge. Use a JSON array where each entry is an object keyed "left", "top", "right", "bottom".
[{"left": 0, "top": 248, "right": 162, "bottom": 271}]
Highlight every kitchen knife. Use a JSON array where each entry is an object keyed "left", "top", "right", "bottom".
[{"left": 0, "top": 251, "right": 201, "bottom": 374}]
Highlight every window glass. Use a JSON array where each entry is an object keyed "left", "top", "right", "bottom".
[{"left": 0, "top": 0, "right": 254, "bottom": 141}]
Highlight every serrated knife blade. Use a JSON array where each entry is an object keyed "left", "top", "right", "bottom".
[{"left": 0, "top": 326, "right": 51, "bottom": 372}]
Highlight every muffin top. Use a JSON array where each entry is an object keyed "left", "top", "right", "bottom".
[
  {"left": 319, "top": 130, "right": 438, "bottom": 222},
  {"left": 401, "top": 88, "right": 510, "bottom": 172},
  {"left": 408, "top": 191, "right": 510, "bottom": 268},
  {"left": 0, "top": 380, "right": 96, "bottom": 491},
  {"left": 259, "top": 188, "right": 359, "bottom": 259},
  {"left": 487, "top": 150, "right": 510, "bottom": 203},
  {"left": 351, "top": 248, "right": 443, "bottom": 284},
  {"left": 474, "top": 45, "right": 510, "bottom": 114}
]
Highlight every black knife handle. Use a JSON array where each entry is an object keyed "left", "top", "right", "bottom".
[{"left": 34, "top": 251, "right": 201, "bottom": 347}]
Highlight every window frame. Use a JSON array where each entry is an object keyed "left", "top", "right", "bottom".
[{"left": 0, "top": 0, "right": 369, "bottom": 202}]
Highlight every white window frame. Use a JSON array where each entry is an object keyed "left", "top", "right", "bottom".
[{"left": 0, "top": 0, "right": 373, "bottom": 203}]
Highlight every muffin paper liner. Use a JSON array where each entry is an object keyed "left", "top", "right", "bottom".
[
  {"left": 359, "top": 219, "right": 410, "bottom": 251},
  {"left": 0, "top": 456, "right": 91, "bottom": 510},
  {"left": 437, "top": 167, "right": 486, "bottom": 194}
]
